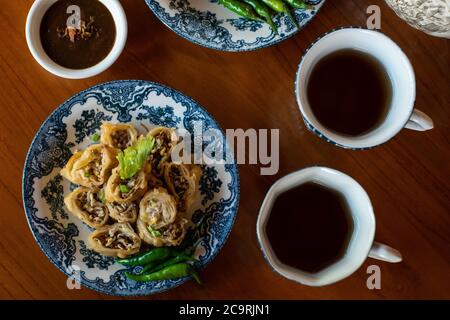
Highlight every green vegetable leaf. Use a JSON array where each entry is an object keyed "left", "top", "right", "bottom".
[
  {"left": 148, "top": 226, "right": 162, "bottom": 237},
  {"left": 91, "top": 133, "right": 100, "bottom": 142},
  {"left": 117, "top": 135, "right": 155, "bottom": 180},
  {"left": 119, "top": 184, "right": 130, "bottom": 193}
]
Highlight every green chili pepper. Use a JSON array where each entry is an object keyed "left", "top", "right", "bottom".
[
  {"left": 191, "top": 270, "right": 202, "bottom": 286},
  {"left": 260, "top": 0, "right": 298, "bottom": 28},
  {"left": 218, "top": 0, "right": 264, "bottom": 22},
  {"left": 91, "top": 133, "right": 100, "bottom": 142},
  {"left": 140, "top": 255, "right": 195, "bottom": 274},
  {"left": 242, "top": 0, "right": 278, "bottom": 35},
  {"left": 282, "top": 0, "right": 313, "bottom": 10},
  {"left": 259, "top": 0, "right": 283, "bottom": 12},
  {"left": 136, "top": 260, "right": 160, "bottom": 274},
  {"left": 117, "top": 247, "right": 172, "bottom": 267},
  {"left": 126, "top": 263, "right": 202, "bottom": 285}
]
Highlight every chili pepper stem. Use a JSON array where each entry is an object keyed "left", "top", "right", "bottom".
[
  {"left": 265, "top": 14, "right": 278, "bottom": 35},
  {"left": 241, "top": 0, "right": 279, "bottom": 35},
  {"left": 191, "top": 270, "right": 203, "bottom": 286},
  {"left": 285, "top": 6, "right": 299, "bottom": 29}
]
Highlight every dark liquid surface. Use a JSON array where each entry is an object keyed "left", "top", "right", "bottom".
[
  {"left": 266, "top": 183, "right": 353, "bottom": 273},
  {"left": 40, "top": 0, "right": 116, "bottom": 69},
  {"left": 307, "top": 49, "right": 392, "bottom": 136}
]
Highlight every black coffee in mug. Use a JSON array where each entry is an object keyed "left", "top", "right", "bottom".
[
  {"left": 266, "top": 182, "right": 354, "bottom": 273},
  {"left": 307, "top": 49, "right": 392, "bottom": 136}
]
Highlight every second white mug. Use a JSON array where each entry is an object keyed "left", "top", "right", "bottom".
[{"left": 257, "top": 166, "right": 402, "bottom": 287}]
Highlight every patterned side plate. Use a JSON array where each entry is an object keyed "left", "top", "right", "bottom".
[
  {"left": 22, "top": 80, "right": 240, "bottom": 296},
  {"left": 145, "top": 0, "right": 325, "bottom": 51}
]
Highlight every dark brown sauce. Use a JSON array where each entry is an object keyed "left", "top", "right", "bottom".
[
  {"left": 40, "top": 0, "right": 116, "bottom": 69},
  {"left": 266, "top": 182, "right": 353, "bottom": 273},
  {"left": 307, "top": 49, "right": 392, "bottom": 136}
]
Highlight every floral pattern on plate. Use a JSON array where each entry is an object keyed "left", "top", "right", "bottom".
[{"left": 145, "top": 0, "right": 325, "bottom": 51}]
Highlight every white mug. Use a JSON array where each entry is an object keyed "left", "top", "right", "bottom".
[
  {"left": 26, "top": 0, "right": 127, "bottom": 79},
  {"left": 295, "top": 27, "right": 434, "bottom": 150},
  {"left": 256, "top": 166, "right": 402, "bottom": 287}
]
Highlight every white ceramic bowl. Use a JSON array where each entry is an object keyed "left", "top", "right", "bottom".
[{"left": 26, "top": 0, "right": 127, "bottom": 79}]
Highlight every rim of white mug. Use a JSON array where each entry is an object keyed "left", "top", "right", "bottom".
[
  {"left": 295, "top": 28, "right": 416, "bottom": 149},
  {"left": 25, "top": 0, "right": 127, "bottom": 79},
  {"left": 256, "top": 166, "right": 376, "bottom": 286}
]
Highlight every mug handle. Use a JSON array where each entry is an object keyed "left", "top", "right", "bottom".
[
  {"left": 368, "top": 241, "right": 402, "bottom": 263},
  {"left": 405, "top": 109, "right": 434, "bottom": 131}
]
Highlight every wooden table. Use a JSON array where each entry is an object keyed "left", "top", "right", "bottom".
[{"left": 0, "top": 0, "right": 448, "bottom": 300}]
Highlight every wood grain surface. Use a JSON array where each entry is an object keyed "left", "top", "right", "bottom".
[{"left": 0, "top": 0, "right": 448, "bottom": 300}]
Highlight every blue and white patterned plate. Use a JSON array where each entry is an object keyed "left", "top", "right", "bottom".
[
  {"left": 22, "top": 80, "right": 240, "bottom": 296},
  {"left": 145, "top": 0, "right": 325, "bottom": 51}
]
